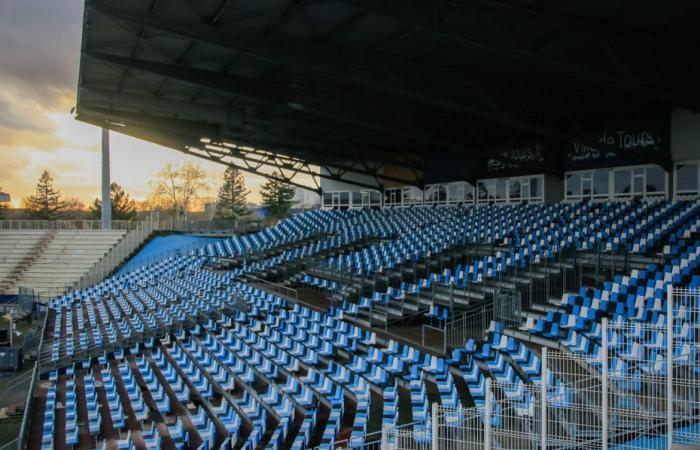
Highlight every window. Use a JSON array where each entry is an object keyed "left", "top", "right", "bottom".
[
  {"left": 478, "top": 182, "right": 489, "bottom": 201},
  {"left": 614, "top": 170, "right": 631, "bottom": 196},
  {"left": 495, "top": 179, "right": 507, "bottom": 201},
  {"left": 567, "top": 165, "right": 666, "bottom": 201},
  {"left": 593, "top": 172, "right": 608, "bottom": 197},
  {"left": 446, "top": 182, "right": 473, "bottom": 204},
  {"left": 581, "top": 174, "right": 592, "bottom": 197},
  {"left": 509, "top": 179, "right": 521, "bottom": 201},
  {"left": 465, "top": 188, "right": 474, "bottom": 202},
  {"left": 339, "top": 192, "right": 350, "bottom": 207},
  {"left": 352, "top": 191, "right": 362, "bottom": 206},
  {"left": 645, "top": 166, "right": 666, "bottom": 194},
  {"left": 566, "top": 173, "right": 581, "bottom": 197},
  {"left": 323, "top": 192, "right": 333, "bottom": 208},
  {"left": 478, "top": 176, "right": 543, "bottom": 204},
  {"left": 632, "top": 168, "right": 645, "bottom": 196},
  {"left": 676, "top": 163, "right": 699, "bottom": 193},
  {"left": 401, "top": 186, "right": 423, "bottom": 206},
  {"left": 370, "top": 191, "right": 382, "bottom": 206},
  {"left": 530, "top": 177, "right": 542, "bottom": 198},
  {"left": 425, "top": 184, "right": 448, "bottom": 205},
  {"left": 384, "top": 188, "right": 400, "bottom": 206}
]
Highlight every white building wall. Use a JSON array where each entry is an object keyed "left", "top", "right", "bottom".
[{"left": 292, "top": 188, "right": 321, "bottom": 209}]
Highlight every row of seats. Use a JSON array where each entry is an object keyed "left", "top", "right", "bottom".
[{"left": 33, "top": 199, "right": 700, "bottom": 449}]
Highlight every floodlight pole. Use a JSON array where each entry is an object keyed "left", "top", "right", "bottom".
[{"left": 101, "top": 127, "right": 112, "bottom": 230}]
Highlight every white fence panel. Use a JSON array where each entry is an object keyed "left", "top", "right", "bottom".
[
  {"left": 434, "top": 404, "right": 485, "bottom": 450},
  {"left": 319, "top": 286, "right": 699, "bottom": 450},
  {"left": 670, "top": 287, "right": 700, "bottom": 446}
]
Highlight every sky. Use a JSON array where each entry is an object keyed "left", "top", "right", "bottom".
[{"left": 0, "top": 0, "right": 269, "bottom": 208}]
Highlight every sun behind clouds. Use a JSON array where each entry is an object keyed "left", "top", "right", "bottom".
[{"left": 0, "top": 0, "right": 269, "bottom": 207}]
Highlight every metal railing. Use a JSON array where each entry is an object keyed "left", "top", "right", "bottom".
[
  {"left": 73, "top": 218, "right": 159, "bottom": 289},
  {"left": 492, "top": 289, "right": 521, "bottom": 329},
  {"left": 345, "top": 285, "right": 700, "bottom": 450},
  {"left": 159, "top": 218, "right": 264, "bottom": 234},
  {"left": 0, "top": 218, "right": 264, "bottom": 232},
  {"left": 0, "top": 220, "right": 139, "bottom": 230},
  {"left": 444, "top": 303, "right": 493, "bottom": 349},
  {"left": 244, "top": 274, "right": 298, "bottom": 300}
]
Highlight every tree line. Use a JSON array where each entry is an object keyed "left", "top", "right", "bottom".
[{"left": 0, "top": 164, "right": 297, "bottom": 223}]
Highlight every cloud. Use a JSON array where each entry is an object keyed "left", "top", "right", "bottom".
[
  {"left": 0, "top": 0, "right": 305, "bottom": 207},
  {"left": 0, "top": 0, "right": 82, "bottom": 98},
  {"left": 0, "top": 0, "right": 82, "bottom": 140}
]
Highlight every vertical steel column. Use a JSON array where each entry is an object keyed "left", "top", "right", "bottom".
[
  {"left": 432, "top": 402, "right": 439, "bottom": 450},
  {"left": 602, "top": 318, "right": 608, "bottom": 450},
  {"left": 101, "top": 127, "right": 112, "bottom": 230},
  {"left": 541, "top": 346, "right": 547, "bottom": 450},
  {"left": 666, "top": 285, "right": 674, "bottom": 449},
  {"left": 485, "top": 377, "right": 492, "bottom": 450}
]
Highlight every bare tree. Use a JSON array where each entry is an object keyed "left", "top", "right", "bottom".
[{"left": 150, "top": 162, "right": 210, "bottom": 220}]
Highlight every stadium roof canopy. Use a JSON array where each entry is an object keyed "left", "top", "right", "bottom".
[{"left": 76, "top": 0, "right": 700, "bottom": 191}]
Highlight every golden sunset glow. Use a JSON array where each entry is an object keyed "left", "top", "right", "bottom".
[{"left": 0, "top": 0, "right": 272, "bottom": 207}]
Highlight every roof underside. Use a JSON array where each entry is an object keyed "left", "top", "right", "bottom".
[{"left": 76, "top": 0, "right": 700, "bottom": 191}]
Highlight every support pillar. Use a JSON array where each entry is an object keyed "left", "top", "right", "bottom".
[
  {"left": 602, "top": 318, "right": 609, "bottom": 450},
  {"left": 541, "top": 347, "right": 547, "bottom": 450},
  {"left": 431, "top": 402, "right": 439, "bottom": 450},
  {"left": 101, "top": 127, "right": 112, "bottom": 230},
  {"left": 666, "top": 285, "right": 674, "bottom": 449},
  {"left": 485, "top": 377, "right": 492, "bottom": 450}
]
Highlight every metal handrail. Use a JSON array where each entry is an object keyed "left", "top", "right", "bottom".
[
  {"left": 244, "top": 274, "right": 298, "bottom": 300},
  {"left": 0, "top": 220, "right": 138, "bottom": 230}
]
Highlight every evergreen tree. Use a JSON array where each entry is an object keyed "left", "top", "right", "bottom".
[
  {"left": 260, "top": 172, "right": 295, "bottom": 222},
  {"left": 214, "top": 167, "right": 250, "bottom": 221},
  {"left": 24, "top": 170, "right": 66, "bottom": 220},
  {"left": 90, "top": 183, "right": 138, "bottom": 220}
]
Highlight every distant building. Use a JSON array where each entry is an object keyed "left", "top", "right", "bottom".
[
  {"left": 293, "top": 188, "right": 320, "bottom": 210},
  {"left": 0, "top": 191, "right": 10, "bottom": 203}
]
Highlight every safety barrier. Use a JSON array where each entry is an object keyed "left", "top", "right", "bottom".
[{"left": 350, "top": 285, "right": 700, "bottom": 449}]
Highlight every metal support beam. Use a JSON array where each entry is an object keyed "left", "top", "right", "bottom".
[
  {"left": 340, "top": 0, "right": 697, "bottom": 109},
  {"left": 88, "top": 3, "right": 628, "bottom": 151},
  {"left": 79, "top": 113, "right": 320, "bottom": 193},
  {"left": 101, "top": 128, "right": 112, "bottom": 230},
  {"left": 86, "top": 50, "right": 466, "bottom": 152},
  {"left": 82, "top": 86, "right": 244, "bottom": 129},
  {"left": 187, "top": 146, "right": 326, "bottom": 193},
  {"left": 80, "top": 105, "right": 423, "bottom": 186},
  {"left": 196, "top": 143, "right": 384, "bottom": 191},
  {"left": 456, "top": 0, "right": 691, "bottom": 51},
  {"left": 80, "top": 89, "right": 419, "bottom": 168},
  {"left": 78, "top": 112, "right": 414, "bottom": 192}
]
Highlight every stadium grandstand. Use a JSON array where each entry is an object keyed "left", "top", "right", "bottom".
[{"left": 5, "top": 1, "right": 700, "bottom": 450}]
